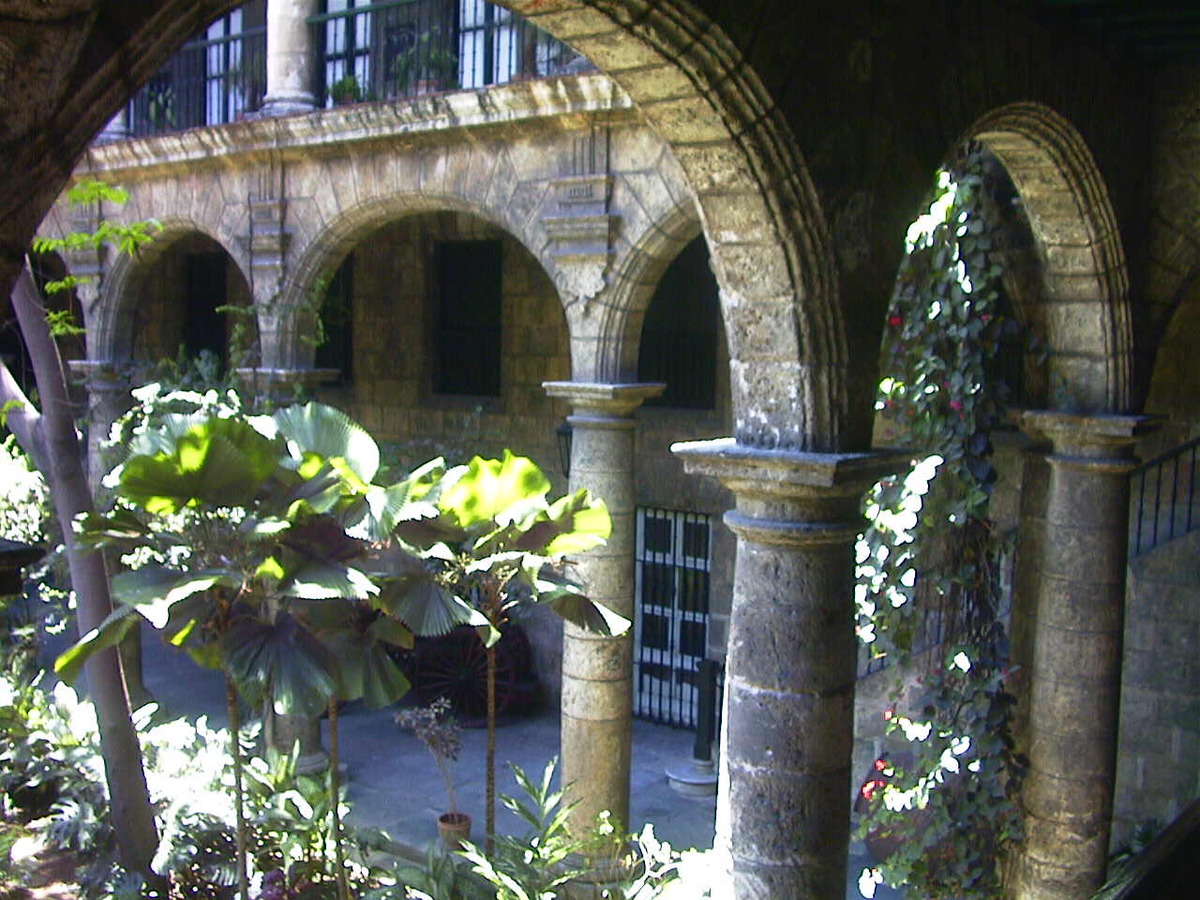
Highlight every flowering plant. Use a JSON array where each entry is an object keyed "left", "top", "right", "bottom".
[
  {"left": 396, "top": 697, "right": 462, "bottom": 815},
  {"left": 854, "top": 146, "right": 1026, "bottom": 898}
]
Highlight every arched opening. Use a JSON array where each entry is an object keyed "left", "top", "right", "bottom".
[
  {"left": 123, "top": 232, "right": 254, "bottom": 379},
  {"left": 306, "top": 209, "right": 569, "bottom": 475}
]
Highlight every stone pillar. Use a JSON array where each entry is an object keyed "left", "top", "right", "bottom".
[
  {"left": 261, "top": 0, "right": 317, "bottom": 116},
  {"left": 68, "top": 360, "right": 132, "bottom": 498},
  {"left": 1010, "top": 411, "right": 1157, "bottom": 900},
  {"left": 542, "top": 381, "right": 662, "bottom": 834},
  {"left": 672, "top": 438, "right": 898, "bottom": 899}
]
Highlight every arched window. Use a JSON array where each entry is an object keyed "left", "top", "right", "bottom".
[{"left": 638, "top": 236, "right": 719, "bottom": 410}]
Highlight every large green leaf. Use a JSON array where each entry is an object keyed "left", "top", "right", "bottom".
[
  {"left": 54, "top": 604, "right": 140, "bottom": 683},
  {"left": 439, "top": 452, "right": 550, "bottom": 530},
  {"left": 540, "top": 579, "right": 631, "bottom": 636},
  {"left": 382, "top": 578, "right": 485, "bottom": 637},
  {"left": 326, "top": 634, "right": 412, "bottom": 707},
  {"left": 222, "top": 611, "right": 337, "bottom": 717},
  {"left": 74, "top": 508, "right": 154, "bottom": 549},
  {"left": 363, "top": 457, "right": 448, "bottom": 539},
  {"left": 508, "top": 489, "right": 614, "bottom": 561},
  {"left": 279, "top": 559, "right": 378, "bottom": 601},
  {"left": 110, "top": 567, "right": 234, "bottom": 628},
  {"left": 119, "top": 418, "right": 280, "bottom": 514},
  {"left": 273, "top": 402, "right": 379, "bottom": 486}
]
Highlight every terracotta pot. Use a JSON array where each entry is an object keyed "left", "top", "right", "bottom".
[{"left": 437, "top": 811, "right": 472, "bottom": 849}]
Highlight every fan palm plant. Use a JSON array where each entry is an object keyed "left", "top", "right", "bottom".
[{"left": 57, "top": 397, "right": 411, "bottom": 900}]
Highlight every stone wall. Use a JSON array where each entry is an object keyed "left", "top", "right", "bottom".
[
  {"left": 1116, "top": 533, "right": 1200, "bottom": 847},
  {"left": 315, "top": 210, "right": 572, "bottom": 480}
]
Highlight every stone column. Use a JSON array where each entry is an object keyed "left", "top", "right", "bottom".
[
  {"left": 261, "top": 0, "right": 317, "bottom": 116},
  {"left": 672, "top": 438, "right": 898, "bottom": 899},
  {"left": 542, "top": 381, "right": 663, "bottom": 834},
  {"left": 68, "top": 360, "right": 132, "bottom": 501},
  {"left": 1009, "top": 411, "right": 1157, "bottom": 900}
]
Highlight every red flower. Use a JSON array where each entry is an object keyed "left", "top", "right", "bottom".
[
  {"left": 874, "top": 758, "right": 888, "bottom": 772},
  {"left": 888, "top": 315, "right": 903, "bottom": 328}
]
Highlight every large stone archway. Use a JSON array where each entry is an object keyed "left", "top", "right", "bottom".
[
  {"left": 91, "top": 221, "right": 251, "bottom": 363},
  {"left": 498, "top": 0, "right": 848, "bottom": 452},
  {"left": 970, "top": 102, "right": 1133, "bottom": 416},
  {"left": 956, "top": 103, "right": 1148, "bottom": 900}
]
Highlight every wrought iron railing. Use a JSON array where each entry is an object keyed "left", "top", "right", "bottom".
[
  {"left": 310, "top": 0, "right": 590, "bottom": 107},
  {"left": 128, "top": 22, "right": 266, "bottom": 136},
  {"left": 1130, "top": 435, "right": 1200, "bottom": 556},
  {"left": 120, "top": 2, "right": 590, "bottom": 137}
]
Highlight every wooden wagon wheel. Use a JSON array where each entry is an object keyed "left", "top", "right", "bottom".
[{"left": 416, "top": 626, "right": 518, "bottom": 724}]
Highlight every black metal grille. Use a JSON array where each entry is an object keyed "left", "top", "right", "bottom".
[
  {"left": 128, "top": 7, "right": 267, "bottom": 136},
  {"left": 1131, "top": 436, "right": 1200, "bottom": 556},
  {"left": 634, "top": 508, "right": 712, "bottom": 727}
]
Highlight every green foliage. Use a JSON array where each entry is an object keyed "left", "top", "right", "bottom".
[
  {"left": 0, "top": 434, "right": 49, "bottom": 545},
  {"left": 389, "top": 758, "right": 713, "bottom": 900},
  {"left": 854, "top": 147, "right": 1024, "bottom": 899}
]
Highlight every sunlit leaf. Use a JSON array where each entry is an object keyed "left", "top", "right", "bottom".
[
  {"left": 273, "top": 402, "right": 379, "bottom": 485},
  {"left": 440, "top": 451, "right": 550, "bottom": 529},
  {"left": 54, "top": 604, "right": 140, "bottom": 683}
]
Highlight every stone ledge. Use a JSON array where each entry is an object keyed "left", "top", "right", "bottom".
[{"left": 79, "top": 74, "right": 636, "bottom": 179}]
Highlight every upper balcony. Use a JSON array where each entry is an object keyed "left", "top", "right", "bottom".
[{"left": 116, "top": 0, "right": 593, "bottom": 139}]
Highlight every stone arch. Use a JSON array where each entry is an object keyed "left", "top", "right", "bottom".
[
  {"left": 497, "top": 0, "right": 845, "bottom": 451},
  {"left": 94, "top": 220, "right": 250, "bottom": 363},
  {"left": 968, "top": 102, "right": 1133, "bottom": 415},
  {"left": 283, "top": 191, "right": 559, "bottom": 369},
  {"left": 570, "top": 197, "right": 700, "bottom": 382}
]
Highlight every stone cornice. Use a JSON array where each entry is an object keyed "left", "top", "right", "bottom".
[{"left": 74, "top": 73, "right": 637, "bottom": 181}]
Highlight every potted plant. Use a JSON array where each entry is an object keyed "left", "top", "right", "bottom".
[
  {"left": 329, "top": 73, "right": 362, "bottom": 106},
  {"left": 396, "top": 696, "right": 469, "bottom": 848},
  {"left": 391, "top": 28, "right": 459, "bottom": 95}
]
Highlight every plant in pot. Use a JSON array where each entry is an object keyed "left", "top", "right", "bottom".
[
  {"left": 329, "top": 73, "right": 362, "bottom": 106},
  {"left": 395, "top": 696, "right": 468, "bottom": 848},
  {"left": 391, "top": 28, "right": 459, "bottom": 95}
]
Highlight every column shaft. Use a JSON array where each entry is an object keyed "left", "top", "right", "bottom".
[
  {"left": 544, "top": 381, "right": 662, "bottom": 835},
  {"left": 1011, "top": 412, "right": 1156, "bottom": 900},
  {"left": 674, "top": 439, "right": 899, "bottom": 900},
  {"left": 261, "top": 0, "right": 317, "bottom": 116}
]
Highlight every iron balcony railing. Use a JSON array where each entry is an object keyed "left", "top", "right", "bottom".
[
  {"left": 310, "top": 0, "right": 590, "bottom": 107},
  {"left": 1130, "top": 435, "right": 1200, "bottom": 556},
  {"left": 128, "top": 22, "right": 267, "bottom": 137},
  {"left": 123, "top": 1, "right": 590, "bottom": 137}
]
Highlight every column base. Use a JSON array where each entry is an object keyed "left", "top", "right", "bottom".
[{"left": 260, "top": 93, "right": 318, "bottom": 117}]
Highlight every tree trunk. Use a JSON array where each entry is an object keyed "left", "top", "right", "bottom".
[
  {"left": 225, "top": 674, "right": 250, "bottom": 900},
  {"left": 486, "top": 641, "right": 497, "bottom": 855},
  {"left": 328, "top": 696, "right": 349, "bottom": 900},
  {"left": 4, "top": 265, "right": 159, "bottom": 875}
]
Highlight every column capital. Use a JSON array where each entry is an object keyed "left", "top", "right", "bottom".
[
  {"left": 1017, "top": 410, "right": 1161, "bottom": 466},
  {"left": 542, "top": 381, "right": 664, "bottom": 418},
  {"left": 67, "top": 359, "right": 131, "bottom": 392},
  {"left": 235, "top": 367, "right": 339, "bottom": 400},
  {"left": 672, "top": 437, "right": 904, "bottom": 500}
]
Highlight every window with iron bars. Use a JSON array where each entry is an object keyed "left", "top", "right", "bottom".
[
  {"left": 634, "top": 508, "right": 713, "bottom": 728},
  {"left": 129, "top": 2, "right": 266, "bottom": 136}
]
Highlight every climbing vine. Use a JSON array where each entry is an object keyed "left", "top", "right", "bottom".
[{"left": 854, "top": 146, "right": 1025, "bottom": 899}]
